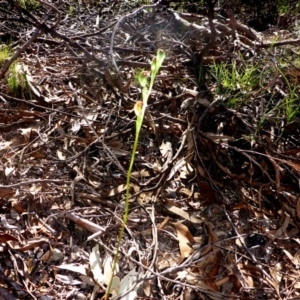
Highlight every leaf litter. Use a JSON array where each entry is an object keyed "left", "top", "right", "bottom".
[{"left": 0, "top": 0, "right": 300, "bottom": 299}]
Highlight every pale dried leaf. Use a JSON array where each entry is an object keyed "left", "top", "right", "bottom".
[
  {"left": 56, "top": 263, "right": 87, "bottom": 275},
  {"left": 180, "top": 187, "right": 192, "bottom": 197},
  {"left": 205, "top": 132, "right": 234, "bottom": 143},
  {"left": 243, "top": 273, "right": 254, "bottom": 288},
  {"left": 57, "top": 150, "right": 66, "bottom": 160},
  {"left": 0, "top": 141, "right": 12, "bottom": 150},
  {"left": 100, "top": 184, "right": 128, "bottom": 197},
  {"left": 157, "top": 252, "right": 177, "bottom": 270},
  {"left": 180, "top": 98, "right": 194, "bottom": 110},
  {"left": 40, "top": 248, "right": 63, "bottom": 262},
  {"left": 40, "top": 249, "right": 53, "bottom": 262},
  {"left": 56, "top": 274, "right": 82, "bottom": 285},
  {"left": 70, "top": 120, "right": 81, "bottom": 134},
  {"left": 79, "top": 112, "right": 98, "bottom": 126},
  {"left": 138, "top": 192, "right": 153, "bottom": 205},
  {"left": 5, "top": 167, "right": 15, "bottom": 178},
  {"left": 168, "top": 206, "right": 203, "bottom": 224},
  {"left": 267, "top": 262, "right": 283, "bottom": 299},
  {"left": 1, "top": 215, "right": 18, "bottom": 230},
  {"left": 143, "top": 279, "right": 152, "bottom": 297},
  {"left": 167, "top": 157, "right": 185, "bottom": 181},
  {"left": 276, "top": 213, "right": 290, "bottom": 237},
  {"left": 29, "top": 184, "right": 42, "bottom": 194},
  {"left": 88, "top": 177, "right": 101, "bottom": 188},
  {"left": 50, "top": 248, "right": 64, "bottom": 262},
  {"left": 179, "top": 162, "right": 194, "bottom": 179},
  {"left": 159, "top": 140, "right": 172, "bottom": 158},
  {"left": 158, "top": 217, "right": 170, "bottom": 230},
  {"left": 89, "top": 244, "right": 104, "bottom": 286},
  {"left": 111, "top": 268, "right": 138, "bottom": 300},
  {"left": 103, "top": 256, "right": 114, "bottom": 285},
  {"left": 205, "top": 222, "right": 219, "bottom": 244},
  {"left": 172, "top": 221, "right": 194, "bottom": 261},
  {"left": 283, "top": 248, "right": 294, "bottom": 260},
  {"left": 293, "top": 281, "right": 300, "bottom": 289},
  {"left": 215, "top": 276, "right": 230, "bottom": 287},
  {"left": 131, "top": 169, "right": 150, "bottom": 177},
  {"left": 19, "top": 128, "right": 32, "bottom": 143},
  {"left": 266, "top": 275, "right": 281, "bottom": 299}
]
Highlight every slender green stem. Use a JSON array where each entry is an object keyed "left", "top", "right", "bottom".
[
  {"left": 105, "top": 50, "right": 165, "bottom": 299},
  {"left": 104, "top": 128, "right": 140, "bottom": 300}
]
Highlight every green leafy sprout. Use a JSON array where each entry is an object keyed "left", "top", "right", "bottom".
[
  {"left": 7, "top": 62, "right": 27, "bottom": 97},
  {"left": 17, "top": 0, "right": 39, "bottom": 9},
  {"left": 0, "top": 45, "right": 27, "bottom": 97}
]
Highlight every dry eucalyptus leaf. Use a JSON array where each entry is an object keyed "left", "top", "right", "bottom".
[{"left": 172, "top": 221, "right": 195, "bottom": 261}]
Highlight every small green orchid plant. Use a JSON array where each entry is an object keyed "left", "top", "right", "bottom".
[{"left": 105, "top": 49, "right": 166, "bottom": 299}]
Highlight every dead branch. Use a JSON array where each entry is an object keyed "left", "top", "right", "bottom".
[
  {"left": 171, "top": 11, "right": 211, "bottom": 39},
  {"left": 109, "top": 1, "right": 164, "bottom": 73},
  {"left": 260, "top": 37, "right": 300, "bottom": 47},
  {"left": 0, "top": 0, "right": 62, "bottom": 79}
]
